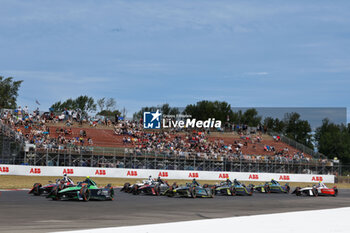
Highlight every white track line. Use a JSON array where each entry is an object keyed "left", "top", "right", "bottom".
[{"left": 54, "top": 207, "right": 350, "bottom": 233}]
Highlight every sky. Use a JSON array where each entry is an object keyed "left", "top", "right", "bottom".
[{"left": 0, "top": 0, "right": 349, "bottom": 121}]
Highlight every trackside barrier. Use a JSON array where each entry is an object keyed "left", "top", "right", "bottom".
[{"left": 0, "top": 165, "right": 334, "bottom": 183}]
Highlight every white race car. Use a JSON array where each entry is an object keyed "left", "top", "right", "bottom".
[{"left": 292, "top": 182, "right": 338, "bottom": 197}]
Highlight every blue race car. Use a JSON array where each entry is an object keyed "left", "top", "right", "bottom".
[
  {"left": 169, "top": 179, "right": 215, "bottom": 198},
  {"left": 253, "top": 179, "right": 290, "bottom": 193},
  {"left": 215, "top": 179, "right": 253, "bottom": 196}
]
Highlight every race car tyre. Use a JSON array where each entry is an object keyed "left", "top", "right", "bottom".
[
  {"left": 51, "top": 186, "right": 60, "bottom": 200},
  {"left": 286, "top": 185, "right": 290, "bottom": 193},
  {"left": 264, "top": 185, "right": 271, "bottom": 193},
  {"left": 154, "top": 184, "right": 160, "bottom": 196},
  {"left": 121, "top": 183, "right": 130, "bottom": 192},
  {"left": 33, "top": 183, "right": 42, "bottom": 196},
  {"left": 203, "top": 184, "right": 209, "bottom": 188},
  {"left": 166, "top": 186, "right": 175, "bottom": 197},
  {"left": 229, "top": 187, "right": 236, "bottom": 196},
  {"left": 80, "top": 187, "right": 90, "bottom": 201},
  {"left": 210, "top": 187, "right": 215, "bottom": 198},
  {"left": 249, "top": 187, "right": 254, "bottom": 196},
  {"left": 312, "top": 188, "right": 318, "bottom": 197},
  {"left": 132, "top": 185, "right": 140, "bottom": 195},
  {"left": 334, "top": 188, "right": 338, "bottom": 197},
  {"left": 295, "top": 187, "right": 302, "bottom": 196},
  {"left": 105, "top": 186, "right": 114, "bottom": 200},
  {"left": 190, "top": 187, "right": 197, "bottom": 198}
]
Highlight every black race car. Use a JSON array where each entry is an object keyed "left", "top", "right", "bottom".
[{"left": 28, "top": 174, "right": 75, "bottom": 196}]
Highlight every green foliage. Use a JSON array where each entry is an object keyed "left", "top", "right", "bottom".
[
  {"left": 315, "top": 119, "right": 350, "bottom": 163},
  {"left": 184, "top": 100, "right": 234, "bottom": 123},
  {"left": 0, "top": 76, "right": 23, "bottom": 109},
  {"left": 240, "top": 108, "right": 262, "bottom": 127},
  {"left": 133, "top": 104, "right": 179, "bottom": 120},
  {"left": 97, "top": 109, "right": 121, "bottom": 118},
  {"left": 50, "top": 95, "right": 96, "bottom": 114},
  {"left": 264, "top": 113, "right": 313, "bottom": 149},
  {"left": 284, "top": 112, "right": 313, "bottom": 149}
]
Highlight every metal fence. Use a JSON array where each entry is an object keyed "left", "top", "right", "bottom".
[
  {"left": 4, "top": 146, "right": 334, "bottom": 175},
  {"left": 267, "top": 131, "right": 325, "bottom": 159}
]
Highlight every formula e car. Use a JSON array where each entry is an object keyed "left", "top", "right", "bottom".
[
  {"left": 28, "top": 175, "right": 75, "bottom": 196},
  {"left": 133, "top": 178, "right": 171, "bottom": 196},
  {"left": 292, "top": 182, "right": 338, "bottom": 197},
  {"left": 121, "top": 176, "right": 154, "bottom": 194},
  {"left": 47, "top": 177, "right": 114, "bottom": 201},
  {"left": 215, "top": 179, "right": 253, "bottom": 196},
  {"left": 253, "top": 179, "right": 290, "bottom": 193},
  {"left": 167, "top": 179, "right": 215, "bottom": 198}
]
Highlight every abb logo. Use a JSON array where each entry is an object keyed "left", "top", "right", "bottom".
[
  {"left": 188, "top": 172, "right": 199, "bottom": 178},
  {"left": 29, "top": 168, "right": 41, "bottom": 174},
  {"left": 127, "top": 171, "right": 138, "bottom": 176},
  {"left": 312, "top": 176, "right": 323, "bottom": 182},
  {"left": 0, "top": 166, "right": 9, "bottom": 173},
  {"left": 95, "top": 170, "right": 106, "bottom": 175},
  {"left": 279, "top": 175, "right": 290, "bottom": 181},
  {"left": 63, "top": 169, "right": 74, "bottom": 175},
  {"left": 158, "top": 172, "right": 168, "bottom": 177},
  {"left": 249, "top": 174, "right": 259, "bottom": 180},
  {"left": 219, "top": 173, "right": 229, "bottom": 179}
]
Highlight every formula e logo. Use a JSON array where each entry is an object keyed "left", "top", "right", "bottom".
[
  {"left": 63, "top": 169, "right": 74, "bottom": 175},
  {"left": 30, "top": 168, "right": 41, "bottom": 174},
  {"left": 219, "top": 173, "right": 229, "bottom": 179},
  {"left": 143, "top": 110, "right": 161, "bottom": 129},
  {"left": 312, "top": 176, "right": 323, "bottom": 182},
  {"left": 0, "top": 166, "right": 9, "bottom": 173},
  {"left": 127, "top": 170, "right": 138, "bottom": 176},
  {"left": 249, "top": 174, "right": 259, "bottom": 180},
  {"left": 95, "top": 170, "right": 106, "bottom": 175}
]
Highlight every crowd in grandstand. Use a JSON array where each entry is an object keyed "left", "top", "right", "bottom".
[
  {"left": 0, "top": 108, "right": 93, "bottom": 152},
  {"left": 0, "top": 107, "right": 325, "bottom": 165}
]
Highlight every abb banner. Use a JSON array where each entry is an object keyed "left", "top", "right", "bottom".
[{"left": 0, "top": 165, "right": 334, "bottom": 183}]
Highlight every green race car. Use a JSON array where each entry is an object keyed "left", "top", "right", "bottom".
[
  {"left": 47, "top": 177, "right": 114, "bottom": 201},
  {"left": 253, "top": 179, "right": 290, "bottom": 193}
]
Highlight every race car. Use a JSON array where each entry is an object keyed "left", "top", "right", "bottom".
[
  {"left": 28, "top": 174, "right": 75, "bottom": 196},
  {"left": 47, "top": 177, "right": 114, "bottom": 201},
  {"left": 133, "top": 177, "right": 171, "bottom": 196},
  {"left": 215, "top": 179, "right": 253, "bottom": 196},
  {"left": 167, "top": 179, "right": 215, "bottom": 198},
  {"left": 292, "top": 182, "right": 338, "bottom": 197},
  {"left": 253, "top": 179, "right": 290, "bottom": 193},
  {"left": 121, "top": 176, "right": 154, "bottom": 194}
]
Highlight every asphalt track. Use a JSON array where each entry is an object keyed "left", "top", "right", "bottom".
[{"left": 1, "top": 189, "right": 350, "bottom": 233}]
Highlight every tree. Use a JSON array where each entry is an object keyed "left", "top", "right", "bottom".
[
  {"left": 0, "top": 76, "right": 23, "bottom": 109},
  {"left": 315, "top": 119, "right": 350, "bottom": 163},
  {"left": 50, "top": 95, "right": 96, "bottom": 114},
  {"left": 105, "top": 98, "right": 116, "bottom": 111},
  {"left": 133, "top": 104, "right": 179, "bottom": 120},
  {"left": 241, "top": 108, "right": 261, "bottom": 127},
  {"left": 263, "top": 117, "right": 285, "bottom": 133},
  {"left": 284, "top": 112, "right": 313, "bottom": 149},
  {"left": 97, "top": 98, "right": 105, "bottom": 112},
  {"left": 184, "top": 100, "right": 234, "bottom": 123}
]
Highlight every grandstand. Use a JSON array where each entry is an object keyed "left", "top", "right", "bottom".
[{"left": 0, "top": 109, "right": 338, "bottom": 175}]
